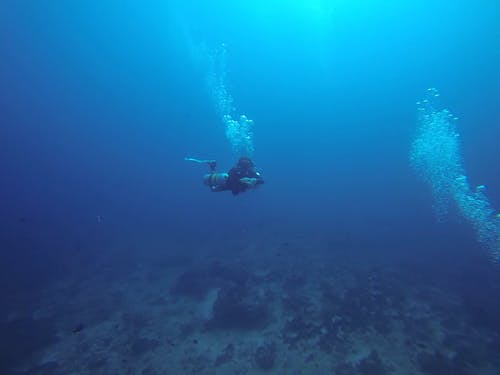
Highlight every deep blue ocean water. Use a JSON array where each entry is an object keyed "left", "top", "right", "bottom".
[{"left": 1, "top": 1, "right": 499, "bottom": 373}]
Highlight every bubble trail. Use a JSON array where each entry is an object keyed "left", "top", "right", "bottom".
[{"left": 410, "top": 88, "right": 500, "bottom": 261}]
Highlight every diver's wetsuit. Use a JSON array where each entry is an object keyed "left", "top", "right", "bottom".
[
  {"left": 203, "top": 157, "right": 264, "bottom": 195},
  {"left": 226, "top": 162, "right": 264, "bottom": 195}
]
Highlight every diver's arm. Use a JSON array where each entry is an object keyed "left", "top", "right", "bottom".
[
  {"left": 239, "top": 177, "right": 257, "bottom": 186},
  {"left": 240, "top": 172, "right": 264, "bottom": 187}
]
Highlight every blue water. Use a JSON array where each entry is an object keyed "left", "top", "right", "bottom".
[{"left": 1, "top": 1, "right": 499, "bottom": 373}]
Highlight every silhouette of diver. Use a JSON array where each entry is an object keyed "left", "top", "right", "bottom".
[{"left": 185, "top": 157, "right": 264, "bottom": 195}]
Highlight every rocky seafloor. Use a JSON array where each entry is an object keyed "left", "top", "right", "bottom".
[{"left": 3, "top": 236, "right": 500, "bottom": 375}]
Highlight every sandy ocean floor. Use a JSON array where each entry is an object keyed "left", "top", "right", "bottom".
[{"left": 5, "top": 234, "right": 500, "bottom": 375}]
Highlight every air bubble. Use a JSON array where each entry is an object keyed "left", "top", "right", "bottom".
[{"left": 411, "top": 89, "right": 500, "bottom": 262}]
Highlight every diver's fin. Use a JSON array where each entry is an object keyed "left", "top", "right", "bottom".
[
  {"left": 184, "top": 157, "right": 217, "bottom": 171},
  {"left": 184, "top": 157, "right": 216, "bottom": 164}
]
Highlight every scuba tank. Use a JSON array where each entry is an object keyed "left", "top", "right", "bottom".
[{"left": 203, "top": 172, "right": 229, "bottom": 191}]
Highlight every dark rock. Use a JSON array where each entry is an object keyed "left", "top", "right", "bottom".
[
  {"left": 209, "top": 263, "right": 251, "bottom": 286},
  {"left": 171, "top": 262, "right": 252, "bottom": 298},
  {"left": 179, "top": 321, "right": 198, "bottom": 337},
  {"left": 283, "top": 273, "right": 306, "bottom": 292},
  {"left": 417, "top": 351, "right": 468, "bottom": 375},
  {"left": 282, "top": 294, "right": 310, "bottom": 313},
  {"left": 171, "top": 268, "right": 212, "bottom": 297},
  {"left": 255, "top": 342, "right": 277, "bottom": 370},
  {"left": 207, "top": 285, "right": 269, "bottom": 330},
  {"left": 215, "top": 344, "right": 235, "bottom": 366},
  {"left": 72, "top": 323, "right": 85, "bottom": 334},
  {"left": 0, "top": 318, "right": 58, "bottom": 374},
  {"left": 357, "top": 350, "right": 388, "bottom": 375},
  {"left": 334, "top": 351, "right": 388, "bottom": 375},
  {"left": 130, "top": 338, "right": 160, "bottom": 357},
  {"left": 25, "top": 361, "right": 59, "bottom": 375},
  {"left": 141, "top": 366, "right": 157, "bottom": 375},
  {"left": 88, "top": 357, "right": 107, "bottom": 371},
  {"left": 334, "top": 362, "right": 357, "bottom": 375},
  {"left": 283, "top": 316, "right": 319, "bottom": 347},
  {"left": 121, "top": 312, "right": 150, "bottom": 332}
]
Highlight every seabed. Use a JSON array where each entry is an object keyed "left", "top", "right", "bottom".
[{"left": 4, "top": 232, "right": 500, "bottom": 375}]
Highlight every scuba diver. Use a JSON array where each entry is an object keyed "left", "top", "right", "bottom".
[{"left": 185, "top": 157, "right": 264, "bottom": 195}]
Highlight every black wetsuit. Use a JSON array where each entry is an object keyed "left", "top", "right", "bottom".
[{"left": 226, "top": 165, "right": 264, "bottom": 195}]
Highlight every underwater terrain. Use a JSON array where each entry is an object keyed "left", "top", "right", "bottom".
[{"left": 1, "top": 1, "right": 499, "bottom": 374}]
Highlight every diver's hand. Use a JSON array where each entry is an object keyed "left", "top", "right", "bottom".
[{"left": 240, "top": 177, "right": 258, "bottom": 186}]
